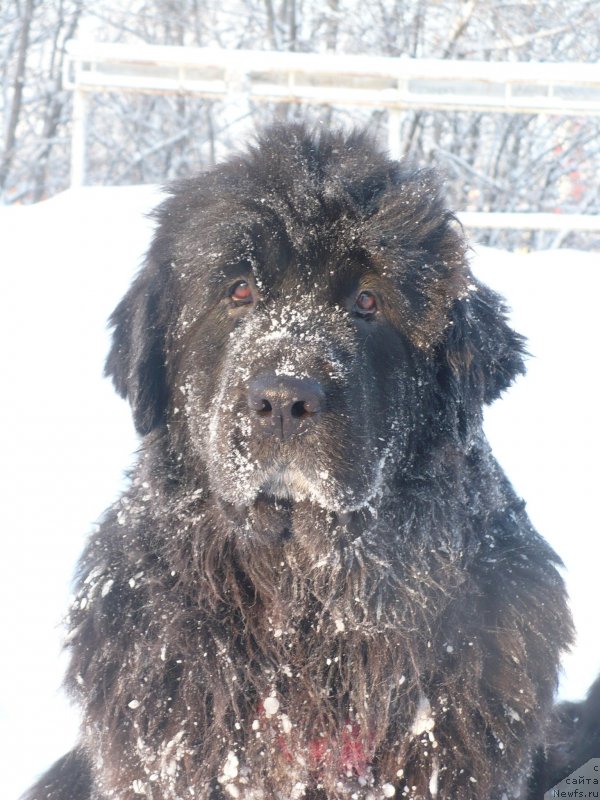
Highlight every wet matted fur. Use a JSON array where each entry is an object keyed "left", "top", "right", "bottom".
[{"left": 26, "top": 124, "right": 573, "bottom": 800}]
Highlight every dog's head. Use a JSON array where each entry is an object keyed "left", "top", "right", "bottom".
[{"left": 106, "top": 124, "right": 525, "bottom": 512}]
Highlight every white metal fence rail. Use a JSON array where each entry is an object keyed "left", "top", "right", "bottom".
[{"left": 64, "top": 41, "right": 600, "bottom": 233}]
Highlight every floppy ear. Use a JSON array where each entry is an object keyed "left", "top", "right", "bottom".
[
  {"left": 435, "top": 281, "right": 527, "bottom": 440},
  {"left": 104, "top": 257, "right": 169, "bottom": 436}
]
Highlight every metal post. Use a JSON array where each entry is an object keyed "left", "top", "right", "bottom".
[
  {"left": 387, "top": 109, "right": 402, "bottom": 160},
  {"left": 223, "top": 68, "right": 252, "bottom": 145},
  {"left": 71, "top": 87, "right": 87, "bottom": 188}
]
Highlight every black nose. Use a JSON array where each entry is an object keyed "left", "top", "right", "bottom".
[{"left": 247, "top": 373, "right": 325, "bottom": 440}]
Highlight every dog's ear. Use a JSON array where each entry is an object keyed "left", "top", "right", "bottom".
[
  {"left": 105, "top": 257, "right": 169, "bottom": 436},
  {"left": 435, "top": 281, "right": 527, "bottom": 439}
]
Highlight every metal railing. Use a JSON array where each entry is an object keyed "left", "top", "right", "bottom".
[{"left": 64, "top": 41, "right": 600, "bottom": 234}]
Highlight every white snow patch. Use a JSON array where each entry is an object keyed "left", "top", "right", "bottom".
[
  {"left": 263, "top": 696, "right": 280, "bottom": 717},
  {"left": 219, "top": 751, "right": 239, "bottom": 783},
  {"left": 429, "top": 758, "right": 439, "bottom": 798},
  {"left": 411, "top": 695, "right": 435, "bottom": 737},
  {"left": 280, "top": 713, "right": 293, "bottom": 734}
]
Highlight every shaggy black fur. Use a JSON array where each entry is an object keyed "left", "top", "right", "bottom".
[
  {"left": 528, "top": 674, "right": 600, "bottom": 797},
  {"left": 25, "top": 124, "right": 573, "bottom": 800},
  {"left": 24, "top": 751, "right": 92, "bottom": 800}
]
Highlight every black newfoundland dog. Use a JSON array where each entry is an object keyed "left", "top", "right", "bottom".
[{"left": 27, "top": 124, "right": 575, "bottom": 800}]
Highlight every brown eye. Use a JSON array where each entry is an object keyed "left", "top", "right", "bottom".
[
  {"left": 230, "top": 280, "right": 253, "bottom": 305},
  {"left": 354, "top": 291, "right": 377, "bottom": 316}
]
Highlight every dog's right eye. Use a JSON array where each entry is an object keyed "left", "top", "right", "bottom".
[
  {"left": 353, "top": 291, "right": 378, "bottom": 318},
  {"left": 229, "top": 281, "right": 254, "bottom": 306}
]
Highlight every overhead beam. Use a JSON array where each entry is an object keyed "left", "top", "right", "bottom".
[{"left": 64, "top": 41, "right": 600, "bottom": 118}]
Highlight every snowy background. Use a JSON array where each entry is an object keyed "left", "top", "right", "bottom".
[{"left": 1, "top": 186, "right": 598, "bottom": 798}]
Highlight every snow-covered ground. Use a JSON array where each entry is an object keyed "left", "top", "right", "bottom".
[{"left": 1, "top": 186, "right": 598, "bottom": 799}]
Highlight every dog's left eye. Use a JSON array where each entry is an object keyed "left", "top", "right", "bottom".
[
  {"left": 229, "top": 280, "right": 254, "bottom": 305},
  {"left": 354, "top": 291, "right": 377, "bottom": 317}
]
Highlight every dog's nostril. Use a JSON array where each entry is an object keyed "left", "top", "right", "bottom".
[
  {"left": 258, "top": 399, "right": 272, "bottom": 415},
  {"left": 291, "top": 400, "right": 307, "bottom": 419},
  {"left": 248, "top": 389, "right": 273, "bottom": 414}
]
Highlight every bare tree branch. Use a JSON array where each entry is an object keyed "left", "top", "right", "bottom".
[{"left": 0, "top": 0, "right": 35, "bottom": 194}]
